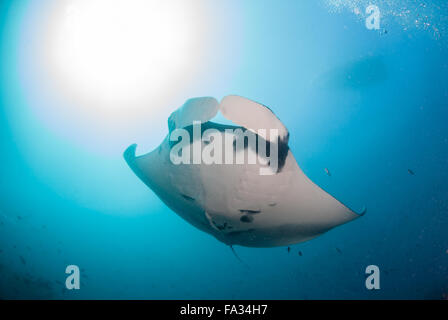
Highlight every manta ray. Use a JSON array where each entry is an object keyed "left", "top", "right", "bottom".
[{"left": 124, "top": 95, "right": 365, "bottom": 248}]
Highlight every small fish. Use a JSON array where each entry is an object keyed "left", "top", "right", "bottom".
[
  {"left": 324, "top": 168, "right": 331, "bottom": 176},
  {"left": 408, "top": 169, "right": 415, "bottom": 175},
  {"left": 298, "top": 251, "right": 303, "bottom": 256},
  {"left": 19, "top": 256, "right": 26, "bottom": 265},
  {"left": 336, "top": 247, "right": 342, "bottom": 254},
  {"left": 287, "top": 246, "right": 291, "bottom": 253}
]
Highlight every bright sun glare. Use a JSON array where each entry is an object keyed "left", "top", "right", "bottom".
[{"left": 43, "top": 0, "right": 200, "bottom": 109}]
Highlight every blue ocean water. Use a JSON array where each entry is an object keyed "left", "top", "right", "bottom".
[{"left": 0, "top": 0, "right": 447, "bottom": 299}]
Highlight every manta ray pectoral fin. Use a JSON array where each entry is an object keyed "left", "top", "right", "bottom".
[
  {"left": 219, "top": 95, "right": 289, "bottom": 144},
  {"left": 340, "top": 203, "right": 367, "bottom": 225},
  {"left": 168, "top": 97, "right": 219, "bottom": 132},
  {"left": 123, "top": 144, "right": 138, "bottom": 172},
  {"left": 357, "top": 206, "right": 367, "bottom": 216},
  {"left": 345, "top": 203, "right": 367, "bottom": 217},
  {"left": 123, "top": 144, "right": 154, "bottom": 186}
]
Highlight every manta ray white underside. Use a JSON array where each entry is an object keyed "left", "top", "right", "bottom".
[{"left": 124, "top": 95, "right": 365, "bottom": 248}]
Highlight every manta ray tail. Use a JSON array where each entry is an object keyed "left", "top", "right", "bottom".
[{"left": 230, "top": 245, "right": 249, "bottom": 268}]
